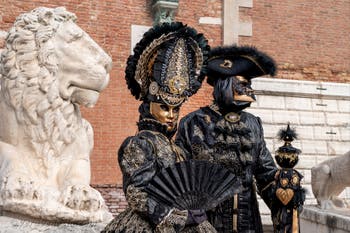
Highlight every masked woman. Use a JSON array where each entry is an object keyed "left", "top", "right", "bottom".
[{"left": 103, "top": 22, "right": 214, "bottom": 232}]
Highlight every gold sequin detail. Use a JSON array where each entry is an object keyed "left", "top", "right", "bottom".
[
  {"left": 291, "top": 174, "right": 300, "bottom": 185},
  {"left": 280, "top": 178, "right": 289, "bottom": 188}
]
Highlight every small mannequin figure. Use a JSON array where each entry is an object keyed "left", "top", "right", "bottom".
[{"left": 272, "top": 124, "right": 305, "bottom": 233}]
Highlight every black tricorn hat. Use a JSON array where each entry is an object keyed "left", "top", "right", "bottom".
[{"left": 206, "top": 45, "right": 277, "bottom": 86}]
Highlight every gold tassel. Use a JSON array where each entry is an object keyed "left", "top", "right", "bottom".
[
  {"left": 292, "top": 208, "right": 298, "bottom": 233},
  {"left": 233, "top": 194, "right": 238, "bottom": 232}
]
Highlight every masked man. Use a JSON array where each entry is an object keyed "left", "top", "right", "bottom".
[{"left": 176, "top": 45, "right": 280, "bottom": 233}]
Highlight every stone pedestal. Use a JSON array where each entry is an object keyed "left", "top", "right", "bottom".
[
  {"left": 0, "top": 215, "right": 108, "bottom": 233},
  {"left": 300, "top": 205, "right": 350, "bottom": 233}
]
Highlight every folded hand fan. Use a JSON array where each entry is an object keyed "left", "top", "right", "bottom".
[{"left": 145, "top": 160, "right": 242, "bottom": 210}]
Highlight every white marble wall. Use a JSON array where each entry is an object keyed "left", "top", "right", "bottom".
[{"left": 247, "top": 77, "right": 350, "bottom": 224}]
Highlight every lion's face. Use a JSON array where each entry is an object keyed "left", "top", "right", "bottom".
[
  {"left": 55, "top": 21, "right": 112, "bottom": 107},
  {"left": 0, "top": 8, "right": 113, "bottom": 158}
]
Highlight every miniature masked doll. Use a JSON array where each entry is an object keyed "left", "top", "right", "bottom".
[{"left": 272, "top": 124, "right": 305, "bottom": 233}]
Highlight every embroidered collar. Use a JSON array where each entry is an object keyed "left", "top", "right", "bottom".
[{"left": 137, "top": 118, "right": 177, "bottom": 139}]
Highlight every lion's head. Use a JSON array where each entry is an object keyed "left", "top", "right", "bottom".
[{"left": 0, "top": 7, "right": 112, "bottom": 163}]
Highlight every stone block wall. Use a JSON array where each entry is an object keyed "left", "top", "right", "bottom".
[{"left": 247, "top": 77, "right": 350, "bottom": 224}]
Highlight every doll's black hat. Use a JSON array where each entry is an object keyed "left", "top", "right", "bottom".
[
  {"left": 206, "top": 45, "right": 276, "bottom": 86},
  {"left": 125, "top": 22, "right": 209, "bottom": 106},
  {"left": 275, "top": 124, "right": 302, "bottom": 168}
]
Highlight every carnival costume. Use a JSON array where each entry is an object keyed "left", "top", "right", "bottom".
[
  {"left": 176, "top": 45, "right": 284, "bottom": 233},
  {"left": 272, "top": 124, "right": 305, "bottom": 233},
  {"left": 103, "top": 22, "right": 226, "bottom": 233}
]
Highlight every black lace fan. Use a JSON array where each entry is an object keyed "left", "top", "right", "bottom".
[{"left": 145, "top": 160, "right": 242, "bottom": 210}]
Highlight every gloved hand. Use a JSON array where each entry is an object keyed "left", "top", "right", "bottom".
[
  {"left": 186, "top": 209, "right": 207, "bottom": 226},
  {"left": 156, "top": 208, "right": 187, "bottom": 233}
]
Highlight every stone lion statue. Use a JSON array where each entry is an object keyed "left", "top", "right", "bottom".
[
  {"left": 0, "top": 7, "right": 112, "bottom": 223},
  {"left": 311, "top": 151, "right": 350, "bottom": 210}
]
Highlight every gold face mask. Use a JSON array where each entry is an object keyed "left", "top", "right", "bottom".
[
  {"left": 150, "top": 102, "right": 181, "bottom": 131},
  {"left": 233, "top": 76, "right": 255, "bottom": 102}
]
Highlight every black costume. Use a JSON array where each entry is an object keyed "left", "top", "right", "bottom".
[
  {"left": 176, "top": 45, "right": 280, "bottom": 233},
  {"left": 176, "top": 104, "right": 277, "bottom": 233},
  {"left": 105, "top": 113, "right": 191, "bottom": 232},
  {"left": 103, "top": 22, "right": 217, "bottom": 232}
]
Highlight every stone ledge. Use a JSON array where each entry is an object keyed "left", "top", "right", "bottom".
[
  {"left": 198, "top": 17, "right": 221, "bottom": 25},
  {"left": 238, "top": 0, "right": 253, "bottom": 8},
  {"left": 0, "top": 215, "right": 108, "bottom": 233},
  {"left": 300, "top": 205, "right": 350, "bottom": 233},
  {"left": 252, "top": 78, "right": 350, "bottom": 100}
]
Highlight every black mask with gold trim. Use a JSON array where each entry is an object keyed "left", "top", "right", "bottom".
[{"left": 207, "top": 45, "right": 276, "bottom": 112}]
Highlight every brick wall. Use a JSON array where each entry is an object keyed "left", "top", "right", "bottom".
[
  {"left": 92, "top": 184, "right": 127, "bottom": 216},
  {"left": 1, "top": 0, "right": 349, "bottom": 216},
  {"left": 241, "top": 0, "right": 350, "bottom": 78}
]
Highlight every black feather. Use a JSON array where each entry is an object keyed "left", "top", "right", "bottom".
[{"left": 277, "top": 124, "right": 298, "bottom": 142}]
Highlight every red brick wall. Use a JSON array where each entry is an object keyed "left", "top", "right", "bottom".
[
  {"left": 241, "top": 0, "right": 350, "bottom": 82},
  {"left": 1, "top": 1, "right": 349, "bottom": 189},
  {"left": 92, "top": 184, "right": 127, "bottom": 215}
]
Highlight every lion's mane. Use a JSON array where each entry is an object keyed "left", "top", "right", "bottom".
[{"left": 0, "top": 7, "right": 86, "bottom": 169}]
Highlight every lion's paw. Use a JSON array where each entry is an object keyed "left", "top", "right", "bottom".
[
  {"left": 60, "top": 184, "right": 104, "bottom": 212},
  {"left": 0, "top": 175, "right": 42, "bottom": 201}
]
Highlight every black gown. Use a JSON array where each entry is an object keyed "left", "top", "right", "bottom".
[
  {"left": 103, "top": 118, "right": 217, "bottom": 233},
  {"left": 176, "top": 104, "right": 278, "bottom": 233}
]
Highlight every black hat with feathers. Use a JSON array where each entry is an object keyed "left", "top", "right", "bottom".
[
  {"left": 206, "top": 45, "right": 276, "bottom": 86},
  {"left": 125, "top": 22, "right": 209, "bottom": 106}
]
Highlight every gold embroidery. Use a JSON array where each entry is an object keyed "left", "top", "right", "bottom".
[
  {"left": 276, "top": 188, "right": 294, "bottom": 205},
  {"left": 220, "top": 59, "right": 233, "bottom": 68},
  {"left": 291, "top": 175, "right": 300, "bottom": 185},
  {"left": 168, "top": 75, "right": 187, "bottom": 95},
  {"left": 280, "top": 178, "right": 289, "bottom": 188},
  {"left": 224, "top": 112, "right": 240, "bottom": 123}
]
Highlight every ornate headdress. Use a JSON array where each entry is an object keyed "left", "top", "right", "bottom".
[
  {"left": 125, "top": 22, "right": 209, "bottom": 106},
  {"left": 206, "top": 45, "right": 276, "bottom": 86}
]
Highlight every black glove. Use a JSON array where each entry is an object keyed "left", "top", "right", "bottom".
[{"left": 186, "top": 209, "right": 207, "bottom": 226}]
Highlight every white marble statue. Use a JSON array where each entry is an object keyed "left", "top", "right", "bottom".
[
  {"left": 0, "top": 7, "right": 112, "bottom": 223},
  {"left": 311, "top": 151, "right": 350, "bottom": 210}
]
